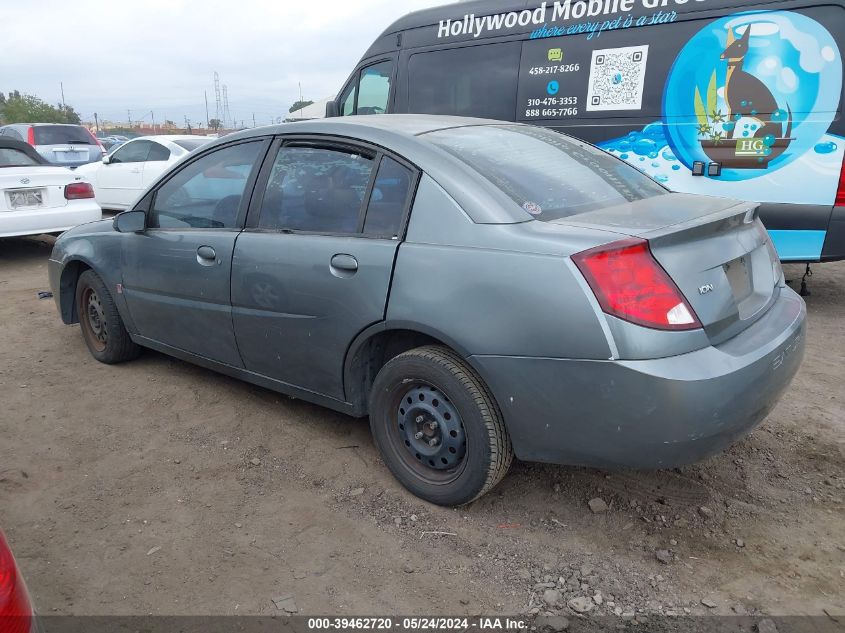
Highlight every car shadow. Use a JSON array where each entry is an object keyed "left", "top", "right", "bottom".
[{"left": 0, "top": 235, "right": 56, "bottom": 264}]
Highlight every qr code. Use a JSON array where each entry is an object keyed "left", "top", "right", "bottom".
[{"left": 586, "top": 45, "right": 649, "bottom": 112}]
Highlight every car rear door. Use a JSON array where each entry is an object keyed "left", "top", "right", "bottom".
[
  {"left": 231, "top": 137, "right": 417, "bottom": 401},
  {"left": 120, "top": 138, "right": 269, "bottom": 366},
  {"left": 98, "top": 140, "right": 152, "bottom": 208}
]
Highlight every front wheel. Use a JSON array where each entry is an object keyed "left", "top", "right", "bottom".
[
  {"left": 75, "top": 269, "right": 141, "bottom": 364},
  {"left": 369, "top": 346, "right": 513, "bottom": 506}
]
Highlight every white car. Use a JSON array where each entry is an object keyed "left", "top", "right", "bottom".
[
  {"left": 0, "top": 138, "right": 101, "bottom": 238},
  {"left": 76, "top": 135, "right": 212, "bottom": 211}
]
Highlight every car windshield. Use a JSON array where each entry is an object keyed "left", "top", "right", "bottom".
[
  {"left": 33, "top": 125, "right": 94, "bottom": 146},
  {"left": 173, "top": 139, "right": 211, "bottom": 152},
  {"left": 423, "top": 124, "right": 667, "bottom": 222},
  {"left": 0, "top": 148, "right": 39, "bottom": 167}
]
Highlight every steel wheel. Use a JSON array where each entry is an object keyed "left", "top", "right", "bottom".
[
  {"left": 81, "top": 286, "right": 108, "bottom": 352},
  {"left": 390, "top": 381, "right": 468, "bottom": 484}
]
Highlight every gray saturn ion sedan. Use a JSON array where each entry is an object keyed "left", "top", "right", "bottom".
[{"left": 48, "top": 115, "right": 806, "bottom": 506}]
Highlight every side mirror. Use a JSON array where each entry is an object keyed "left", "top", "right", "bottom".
[
  {"left": 114, "top": 210, "right": 146, "bottom": 233},
  {"left": 325, "top": 100, "right": 339, "bottom": 118},
  {"left": 102, "top": 155, "right": 111, "bottom": 164}
]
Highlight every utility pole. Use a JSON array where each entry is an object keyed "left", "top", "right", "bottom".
[
  {"left": 127, "top": 110, "right": 132, "bottom": 128},
  {"left": 94, "top": 112, "right": 99, "bottom": 134},
  {"left": 60, "top": 82, "right": 66, "bottom": 108},
  {"left": 252, "top": 113, "right": 256, "bottom": 128},
  {"left": 204, "top": 91, "right": 210, "bottom": 128},
  {"left": 184, "top": 116, "right": 191, "bottom": 134},
  {"left": 151, "top": 111, "right": 155, "bottom": 133}
]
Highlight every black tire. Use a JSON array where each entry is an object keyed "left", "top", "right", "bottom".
[
  {"left": 75, "top": 269, "right": 141, "bottom": 364},
  {"left": 369, "top": 345, "right": 513, "bottom": 506}
]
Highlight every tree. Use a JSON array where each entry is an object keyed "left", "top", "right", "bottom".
[
  {"left": 288, "top": 100, "right": 314, "bottom": 114},
  {"left": 0, "top": 91, "right": 81, "bottom": 124},
  {"left": 208, "top": 118, "right": 222, "bottom": 131}
]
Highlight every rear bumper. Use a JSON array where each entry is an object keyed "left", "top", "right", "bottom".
[
  {"left": 471, "top": 287, "right": 806, "bottom": 469},
  {"left": 0, "top": 202, "right": 101, "bottom": 238}
]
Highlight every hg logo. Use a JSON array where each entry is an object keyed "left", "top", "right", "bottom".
[{"left": 736, "top": 138, "right": 766, "bottom": 157}]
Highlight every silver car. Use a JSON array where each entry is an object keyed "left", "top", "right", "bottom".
[
  {"left": 47, "top": 115, "right": 806, "bottom": 506},
  {"left": 0, "top": 123, "right": 105, "bottom": 167}
]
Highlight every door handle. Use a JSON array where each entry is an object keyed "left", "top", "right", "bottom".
[
  {"left": 197, "top": 245, "right": 217, "bottom": 266},
  {"left": 130, "top": 168, "right": 141, "bottom": 174},
  {"left": 330, "top": 253, "right": 358, "bottom": 277}
]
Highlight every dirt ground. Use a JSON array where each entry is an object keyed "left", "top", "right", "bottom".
[{"left": 0, "top": 235, "right": 843, "bottom": 619}]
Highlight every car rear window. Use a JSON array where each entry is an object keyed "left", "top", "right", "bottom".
[
  {"left": 0, "top": 148, "right": 39, "bottom": 167},
  {"left": 33, "top": 125, "right": 95, "bottom": 146},
  {"left": 173, "top": 139, "right": 211, "bottom": 152},
  {"left": 423, "top": 124, "right": 667, "bottom": 221}
]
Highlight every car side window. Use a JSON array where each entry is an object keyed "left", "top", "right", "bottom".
[
  {"left": 363, "top": 157, "right": 414, "bottom": 238},
  {"left": 148, "top": 141, "right": 263, "bottom": 230},
  {"left": 111, "top": 140, "right": 152, "bottom": 164},
  {"left": 258, "top": 145, "right": 375, "bottom": 234},
  {"left": 147, "top": 142, "right": 170, "bottom": 161},
  {"left": 3, "top": 128, "right": 23, "bottom": 141}
]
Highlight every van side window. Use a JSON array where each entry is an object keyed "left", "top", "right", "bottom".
[
  {"left": 408, "top": 43, "right": 522, "bottom": 120},
  {"left": 339, "top": 83, "right": 357, "bottom": 116},
  {"left": 357, "top": 61, "right": 393, "bottom": 115},
  {"left": 339, "top": 60, "right": 393, "bottom": 116}
]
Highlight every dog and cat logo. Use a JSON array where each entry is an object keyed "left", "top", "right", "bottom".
[{"left": 696, "top": 23, "right": 794, "bottom": 169}]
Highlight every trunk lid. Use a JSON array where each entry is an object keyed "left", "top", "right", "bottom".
[
  {"left": 556, "top": 193, "right": 783, "bottom": 344},
  {"left": 0, "top": 166, "right": 78, "bottom": 212}
]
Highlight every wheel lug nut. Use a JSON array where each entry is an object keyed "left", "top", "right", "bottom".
[
  {"left": 415, "top": 415, "right": 425, "bottom": 424},
  {"left": 428, "top": 438, "right": 439, "bottom": 447},
  {"left": 428, "top": 421, "right": 439, "bottom": 430},
  {"left": 414, "top": 432, "right": 424, "bottom": 440}
]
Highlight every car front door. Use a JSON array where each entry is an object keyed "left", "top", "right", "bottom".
[
  {"left": 120, "top": 138, "right": 269, "bottom": 366},
  {"left": 98, "top": 140, "right": 152, "bottom": 208},
  {"left": 231, "top": 139, "right": 416, "bottom": 401}
]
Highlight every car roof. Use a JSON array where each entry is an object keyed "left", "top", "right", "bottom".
[
  {"left": 123, "top": 135, "right": 212, "bottom": 144},
  {"left": 18, "top": 123, "right": 87, "bottom": 128},
  {"left": 228, "top": 114, "right": 510, "bottom": 140},
  {"left": 0, "top": 138, "right": 49, "bottom": 164}
]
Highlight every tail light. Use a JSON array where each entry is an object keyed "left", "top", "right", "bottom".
[
  {"left": 0, "top": 532, "right": 33, "bottom": 633},
  {"left": 572, "top": 238, "right": 702, "bottom": 331},
  {"left": 836, "top": 156, "right": 845, "bottom": 207},
  {"left": 26, "top": 128, "right": 35, "bottom": 146},
  {"left": 65, "top": 182, "right": 95, "bottom": 200}
]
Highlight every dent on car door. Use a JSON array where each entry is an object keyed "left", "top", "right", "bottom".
[
  {"left": 231, "top": 140, "right": 416, "bottom": 400},
  {"left": 120, "top": 139, "right": 269, "bottom": 366}
]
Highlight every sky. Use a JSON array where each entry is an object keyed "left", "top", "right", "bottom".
[{"left": 0, "top": 0, "right": 443, "bottom": 128}]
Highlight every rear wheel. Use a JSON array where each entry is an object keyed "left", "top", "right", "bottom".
[
  {"left": 75, "top": 270, "right": 140, "bottom": 364},
  {"left": 369, "top": 345, "right": 513, "bottom": 506}
]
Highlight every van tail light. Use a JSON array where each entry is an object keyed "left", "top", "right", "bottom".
[
  {"left": 572, "top": 237, "right": 702, "bottom": 331},
  {"left": 65, "top": 182, "right": 95, "bottom": 200},
  {"left": 0, "top": 532, "right": 33, "bottom": 633},
  {"left": 836, "top": 156, "right": 845, "bottom": 207},
  {"left": 26, "top": 128, "right": 35, "bottom": 146}
]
